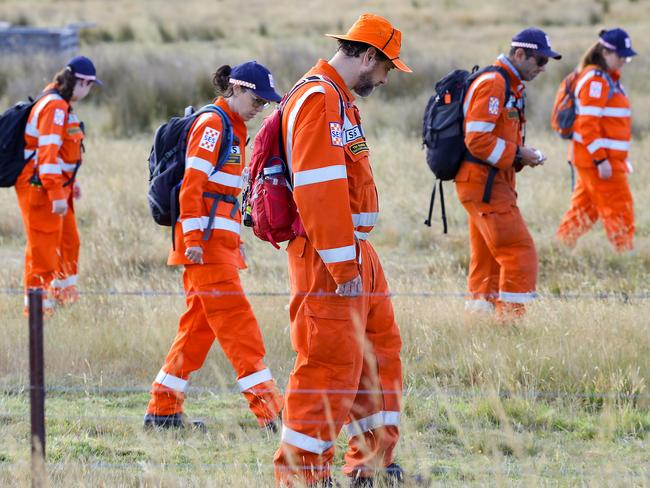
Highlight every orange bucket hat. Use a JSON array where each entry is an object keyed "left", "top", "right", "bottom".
[{"left": 326, "top": 13, "right": 412, "bottom": 73}]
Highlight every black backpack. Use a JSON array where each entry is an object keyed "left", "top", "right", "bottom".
[
  {"left": 0, "top": 89, "right": 58, "bottom": 187},
  {"left": 422, "top": 66, "right": 511, "bottom": 232},
  {"left": 147, "top": 104, "right": 233, "bottom": 229}
]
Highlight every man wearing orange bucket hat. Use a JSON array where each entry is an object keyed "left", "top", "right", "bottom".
[{"left": 272, "top": 13, "right": 411, "bottom": 487}]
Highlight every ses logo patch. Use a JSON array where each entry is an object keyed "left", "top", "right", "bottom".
[{"left": 329, "top": 122, "right": 343, "bottom": 146}]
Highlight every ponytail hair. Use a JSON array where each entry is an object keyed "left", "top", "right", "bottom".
[
  {"left": 212, "top": 65, "right": 234, "bottom": 97},
  {"left": 52, "top": 67, "right": 77, "bottom": 102}
]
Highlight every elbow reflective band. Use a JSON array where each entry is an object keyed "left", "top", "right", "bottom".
[
  {"left": 293, "top": 164, "right": 347, "bottom": 187},
  {"left": 281, "top": 426, "right": 334, "bottom": 454},
  {"left": 317, "top": 244, "right": 356, "bottom": 264},
  {"left": 465, "top": 121, "right": 496, "bottom": 133},
  {"left": 486, "top": 138, "right": 506, "bottom": 165},
  {"left": 154, "top": 370, "right": 188, "bottom": 392}
]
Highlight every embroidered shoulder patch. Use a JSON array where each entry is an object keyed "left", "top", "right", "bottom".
[
  {"left": 589, "top": 81, "right": 603, "bottom": 99},
  {"left": 329, "top": 122, "right": 343, "bottom": 146},
  {"left": 487, "top": 97, "right": 500, "bottom": 116},
  {"left": 53, "top": 108, "right": 66, "bottom": 126},
  {"left": 198, "top": 127, "right": 220, "bottom": 152}
]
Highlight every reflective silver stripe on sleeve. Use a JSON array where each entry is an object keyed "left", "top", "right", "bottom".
[
  {"left": 208, "top": 171, "right": 243, "bottom": 189},
  {"left": 465, "top": 121, "right": 496, "bottom": 133},
  {"left": 317, "top": 244, "right": 356, "bottom": 264},
  {"left": 237, "top": 368, "right": 273, "bottom": 392},
  {"left": 185, "top": 156, "right": 213, "bottom": 175},
  {"left": 38, "top": 134, "right": 62, "bottom": 147},
  {"left": 351, "top": 212, "right": 379, "bottom": 227},
  {"left": 463, "top": 72, "right": 497, "bottom": 116},
  {"left": 181, "top": 216, "right": 241, "bottom": 235},
  {"left": 587, "top": 138, "right": 630, "bottom": 153},
  {"left": 293, "top": 165, "right": 347, "bottom": 187},
  {"left": 345, "top": 411, "right": 401, "bottom": 437},
  {"left": 499, "top": 291, "right": 537, "bottom": 304},
  {"left": 285, "top": 86, "right": 326, "bottom": 173},
  {"left": 154, "top": 370, "right": 188, "bottom": 392},
  {"left": 485, "top": 138, "right": 506, "bottom": 165},
  {"left": 39, "top": 164, "right": 62, "bottom": 175},
  {"left": 281, "top": 426, "right": 334, "bottom": 454}
]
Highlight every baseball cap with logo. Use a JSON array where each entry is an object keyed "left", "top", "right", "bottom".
[
  {"left": 599, "top": 28, "right": 637, "bottom": 58},
  {"left": 325, "top": 13, "right": 412, "bottom": 73},
  {"left": 511, "top": 27, "right": 562, "bottom": 60},
  {"left": 229, "top": 61, "right": 282, "bottom": 103},
  {"left": 66, "top": 55, "right": 103, "bottom": 85}
]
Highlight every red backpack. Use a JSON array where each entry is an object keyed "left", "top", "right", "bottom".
[
  {"left": 550, "top": 70, "right": 580, "bottom": 140},
  {"left": 242, "top": 76, "right": 344, "bottom": 249}
]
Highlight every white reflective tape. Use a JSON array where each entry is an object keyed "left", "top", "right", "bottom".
[
  {"left": 464, "top": 299, "right": 495, "bottom": 313},
  {"left": 208, "top": 170, "right": 243, "bottom": 189},
  {"left": 281, "top": 426, "right": 334, "bottom": 454},
  {"left": 293, "top": 164, "right": 347, "bottom": 187},
  {"left": 237, "top": 368, "right": 273, "bottom": 392},
  {"left": 352, "top": 212, "right": 379, "bottom": 227},
  {"left": 601, "top": 107, "right": 631, "bottom": 117},
  {"left": 181, "top": 216, "right": 241, "bottom": 235},
  {"left": 185, "top": 156, "right": 213, "bottom": 176},
  {"left": 317, "top": 244, "right": 356, "bottom": 264},
  {"left": 285, "top": 85, "right": 327, "bottom": 173},
  {"left": 466, "top": 121, "right": 496, "bottom": 133},
  {"left": 25, "top": 123, "right": 39, "bottom": 138},
  {"left": 486, "top": 138, "right": 506, "bottom": 165},
  {"left": 345, "top": 411, "right": 401, "bottom": 437},
  {"left": 354, "top": 231, "right": 369, "bottom": 240},
  {"left": 587, "top": 138, "right": 630, "bottom": 153},
  {"left": 463, "top": 72, "right": 497, "bottom": 116},
  {"left": 576, "top": 105, "right": 603, "bottom": 117},
  {"left": 154, "top": 370, "right": 188, "bottom": 392},
  {"left": 499, "top": 291, "right": 537, "bottom": 304},
  {"left": 39, "top": 164, "right": 62, "bottom": 175},
  {"left": 39, "top": 134, "right": 62, "bottom": 147}
]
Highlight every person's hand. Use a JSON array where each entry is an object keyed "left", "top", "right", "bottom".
[
  {"left": 185, "top": 246, "right": 204, "bottom": 264},
  {"left": 335, "top": 275, "right": 362, "bottom": 297},
  {"left": 51, "top": 199, "right": 68, "bottom": 216},
  {"left": 519, "top": 146, "right": 545, "bottom": 167},
  {"left": 597, "top": 159, "right": 612, "bottom": 179},
  {"left": 73, "top": 182, "right": 82, "bottom": 200}
]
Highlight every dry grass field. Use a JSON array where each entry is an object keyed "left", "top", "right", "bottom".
[{"left": 1, "top": 0, "right": 650, "bottom": 486}]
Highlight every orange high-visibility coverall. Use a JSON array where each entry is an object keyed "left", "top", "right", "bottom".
[
  {"left": 146, "top": 97, "right": 283, "bottom": 427},
  {"left": 273, "top": 60, "right": 403, "bottom": 485},
  {"left": 454, "top": 55, "right": 537, "bottom": 316},
  {"left": 15, "top": 84, "right": 81, "bottom": 312},
  {"left": 556, "top": 66, "right": 634, "bottom": 251}
]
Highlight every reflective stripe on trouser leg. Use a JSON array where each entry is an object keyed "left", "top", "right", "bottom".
[
  {"left": 147, "top": 268, "right": 215, "bottom": 416},
  {"left": 343, "top": 242, "right": 402, "bottom": 476},
  {"left": 188, "top": 263, "right": 283, "bottom": 424}
]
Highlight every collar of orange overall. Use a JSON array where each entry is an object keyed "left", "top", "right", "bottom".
[
  {"left": 312, "top": 59, "right": 355, "bottom": 104},
  {"left": 214, "top": 96, "right": 245, "bottom": 134},
  {"left": 495, "top": 55, "right": 525, "bottom": 95}
]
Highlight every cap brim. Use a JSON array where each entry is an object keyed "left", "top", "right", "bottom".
[
  {"left": 253, "top": 88, "right": 282, "bottom": 103},
  {"left": 326, "top": 34, "right": 412, "bottom": 72}
]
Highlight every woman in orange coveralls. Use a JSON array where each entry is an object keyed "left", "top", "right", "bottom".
[
  {"left": 16, "top": 56, "right": 99, "bottom": 315},
  {"left": 145, "top": 61, "right": 285, "bottom": 430},
  {"left": 557, "top": 29, "right": 637, "bottom": 252}
]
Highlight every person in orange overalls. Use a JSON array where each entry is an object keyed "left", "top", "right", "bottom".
[
  {"left": 145, "top": 61, "right": 284, "bottom": 430},
  {"left": 273, "top": 14, "right": 411, "bottom": 487},
  {"left": 556, "top": 29, "right": 637, "bottom": 252},
  {"left": 16, "top": 56, "right": 100, "bottom": 315},
  {"left": 455, "top": 28, "right": 561, "bottom": 318}
]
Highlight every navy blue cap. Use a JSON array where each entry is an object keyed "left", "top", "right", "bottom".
[
  {"left": 229, "top": 61, "right": 281, "bottom": 103},
  {"left": 66, "top": 55, "right": 103, "bottom": 85},
  {"left": 599, "top": 28, "right": 637, "bottom": 58},
  {"left": 511, "top": 27, "right": 562, "bottom": 60}
]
